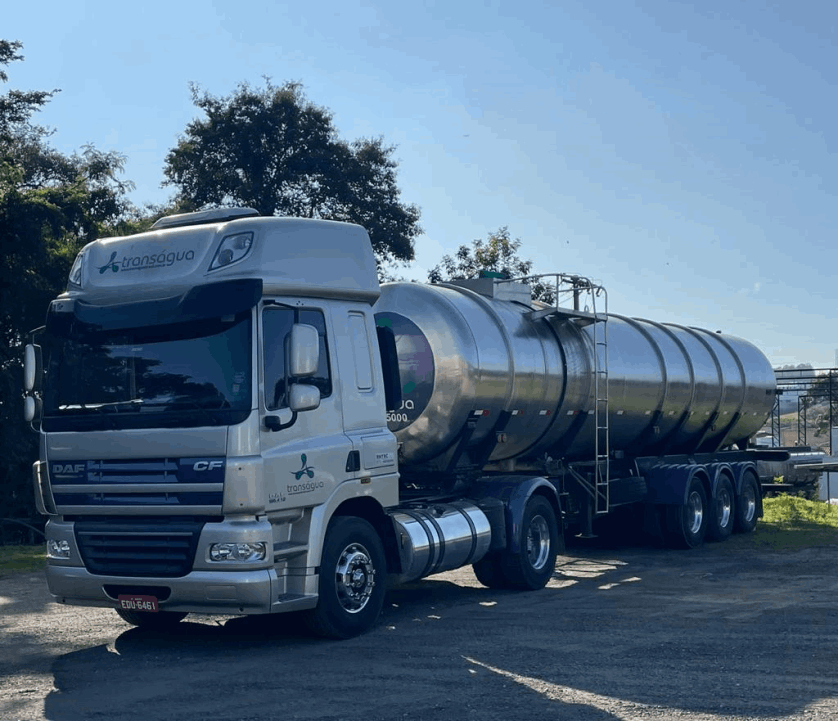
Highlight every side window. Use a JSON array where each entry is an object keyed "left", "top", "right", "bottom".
[
  {"left": 263, "top": 307, "right": 332, "bottom": 410},
  {"left": 348, "top": 312, "right": 373, "bottom": 391}
]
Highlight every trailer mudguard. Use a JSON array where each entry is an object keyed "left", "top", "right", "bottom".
[
  {"left": 707, "top": 463, "right": 735, "bottom": 497},
  {"left": 728, "top": 460, "right": 763, "bottom": 518},
  {"left": 468, "top": 475, "right": 562, "bottom": 555},
  {"left": 643, "top": 464, "right": 709, "bottom": 506},
  {"left": 728, "top": 461, "right": 759, "bottom": 495}
]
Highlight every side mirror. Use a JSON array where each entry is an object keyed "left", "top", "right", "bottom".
[
  {"left": 289, "top": 323, "right": 319, "bottom": 377},
  {"left": 24, "top": 344, "right": 41, "bottom": 392},
  {"left": 289, "top": 384, "right": 321, "bottom": 413},
  {"left": 24, "top": 395, "right": 42, "bottom": 423}
]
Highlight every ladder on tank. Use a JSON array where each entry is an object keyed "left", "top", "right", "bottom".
[{"left": 520, "top": 274, "right": 610, "bottom": 515}]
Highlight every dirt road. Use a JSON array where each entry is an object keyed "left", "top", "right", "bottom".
[{"left": 2, "top": 542, "right": 838, "bottom": 721}]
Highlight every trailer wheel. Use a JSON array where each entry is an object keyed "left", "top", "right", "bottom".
[
  {"left": 472, "top": 552, "right": 510, "bottom": 589},
  {"left": 303, "top": 516, "right": 387, "bottom": 639},
  {"left": 115, "top": 609, "right": 188, "bottom": 629},
  {"left": 500, "top": 496, "right": 559, "bottom": 590},
  {"left": 734, "top": 472, "right": 760, "bottom": 534},
  {"left": 665, "top": 478, "right": 708, "bottom": 549},
  {"left": 708, "top": 475, "right": 735, "bottom": 541}
]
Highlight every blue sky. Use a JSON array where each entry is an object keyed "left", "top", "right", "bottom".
[{"left": 7, "top": 0, "right": 838, "bottom": 367}]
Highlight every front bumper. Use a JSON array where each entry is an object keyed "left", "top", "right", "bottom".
[
  {"left": 44, "top": 515, "right": 319, "bottom": 615},
  {"left": 45, "top": 564, "right": 318, "bottom": 615}
]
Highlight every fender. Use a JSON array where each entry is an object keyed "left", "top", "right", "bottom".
[
  {"left": 644, "top": 463, "right": 709, "bottom": 506},
  {"left": 728, "top": 460, "right": 763, "bottom": 518},
  {"left": 468, "top": 475, "right": 562, "bottom": 555},
  {"left": 728, "top": 460, "right": 759, "bottom": 496},
  {"left": 304, "top": 474, "right": 398, "bottom": 568},
  {"left": 707, "top": 462, "right": 735, "bottom": 498}
]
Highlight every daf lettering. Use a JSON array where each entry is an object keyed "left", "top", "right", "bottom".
[{"left": 52, "top": 464, "right": 84, "bottom": 475}]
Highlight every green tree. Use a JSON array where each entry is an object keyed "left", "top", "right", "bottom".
[
  {"left": 164, "top": 80, "right": 421, "bottom": 270},
  {"left": 0, "top": 41, "right": 135, "bottom": 541},
  {"left": 428, "top": 226, "right": 554, "bottom": 303}
]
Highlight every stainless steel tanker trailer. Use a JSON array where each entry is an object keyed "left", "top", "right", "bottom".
[
  {"left": 377, "top": 276, "right": 776, "bottom": 549},
  {"left": 23, "top": 209, "right": 778, "bottom": 638}
]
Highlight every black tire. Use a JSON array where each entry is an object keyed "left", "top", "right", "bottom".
[
  {"left": 664, "top": 477, "right": 708, "bottom": 549},
  {"left": 303, "top": 516, "right": 387, "bottom": 639},
  {"left": 115, "top": 608, "right": 188, "bottom": 629},
  {"left": 472, "top": 552, "right": 511, "bottom": 589},
  {"left": 499, "top": 495, "right": 560, "bottom": 590},
  {"left": 734, "top": 472, "right": 760, "bottom": 534},
  {"left": 707, "top": 475, "right": 735, "bottom": 541}
]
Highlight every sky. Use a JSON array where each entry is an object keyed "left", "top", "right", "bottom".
[{"left": 6, "top": 0, "right": 838, "bottom": 368}]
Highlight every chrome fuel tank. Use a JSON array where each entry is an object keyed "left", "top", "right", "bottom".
[{"left": 375, "top": 280, "right": 775, "bottom": 469}]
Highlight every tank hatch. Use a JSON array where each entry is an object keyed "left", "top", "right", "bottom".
[{"left": 444, "top": 277, "right": 533, "bottom": 305}]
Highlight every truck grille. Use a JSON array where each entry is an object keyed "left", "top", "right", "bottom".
[
  {"left": 50, "top": 457, "right": 225, "bottom": 514},
  {"left": 74, "top": 518, "right": 205, "bottom": 577}
]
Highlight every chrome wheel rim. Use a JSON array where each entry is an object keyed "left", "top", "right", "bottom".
[
  {"left": 335, "top": 543, "right": 375, "bottom": 614},
  {"left": 742, "top": 483, "right": 757, "bottom": 523},
  {"left": 716, "top": 486, "right": 732, "bottom": 529},
  {"left": 687, "top": 490, "right": 704, "bottom": 535},
  {"left": 526, "top": 514, "right": 551, "bottom": 571}
]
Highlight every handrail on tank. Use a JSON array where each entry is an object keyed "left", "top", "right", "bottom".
[{"left": 500, "top": 273, "right": 608, "bottom": 319}]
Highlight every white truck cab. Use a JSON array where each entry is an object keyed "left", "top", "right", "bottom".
[{"left": 27, "top": 209, "right": 418, "bottom": 638}]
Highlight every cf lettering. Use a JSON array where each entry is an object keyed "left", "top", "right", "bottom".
[{"left": 193, "top": 461, "right": 224, "bottom": 471}]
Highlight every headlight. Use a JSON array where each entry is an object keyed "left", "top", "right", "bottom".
[
  {"left": 209, "top": 541, "right": 267, "bottom": 562},
  {"left": 209, "top": 232, "right": 254, "bottom": 271},
  {"left": 47, "top": 539, "right": 71, "bottom": 559}
]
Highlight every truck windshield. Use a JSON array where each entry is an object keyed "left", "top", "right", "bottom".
[{"left": 42, "top": 311, "right": 252, "bottom": 431}]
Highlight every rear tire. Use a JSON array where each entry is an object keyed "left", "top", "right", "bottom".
[
  {"left": 734, "top": 472, "right": 760, "bottom": 534},
  {"left": 708, "top": 475, "right": 735, "bottom": 541},
  {"left": 665, "top": 477, "right": 708, "bottom": 549},
  {"left": 303, "top": 516, "right": 387, "bottom": 639},
  {"left": 499, "top": 495, "right": 560, "bottom": 590},
  {"left": 115, "top": 609, "right": 188, "bottom": 629}
]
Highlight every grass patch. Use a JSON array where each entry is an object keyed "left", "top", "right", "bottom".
[
  {"left": 0, "top": 544, "right": 46, "bottom": 574},
  {"left": 725, "top": 495, "right": 838, "bottom": 551}
]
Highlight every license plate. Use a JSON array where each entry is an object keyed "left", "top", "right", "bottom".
[{"left": 118, "top": 594, "right": 159, "bottom": 612}]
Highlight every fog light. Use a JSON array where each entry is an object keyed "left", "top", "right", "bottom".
[
  {"left": 47, "top": 539, "right": 71, "bottom": 559},
  {"left": 209, "top": 542, "right": 267, "bottom": 562}
]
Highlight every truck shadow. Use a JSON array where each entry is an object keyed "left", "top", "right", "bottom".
[{"left": 43, "top": 546, "right": 838, "bottom": 721}]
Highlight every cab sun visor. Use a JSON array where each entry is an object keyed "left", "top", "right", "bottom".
[{"left": 46, "top": 278, "right": 263, "bottom": 334}]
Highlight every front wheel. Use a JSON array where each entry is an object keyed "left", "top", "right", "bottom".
[
  {"left": 115, "top": 608, "right": 188, "bottom": 629},
  {"left": 303, "top": 516, "right": 387, "bottom": 639},
  {"left": 500, "top": 495, "right": 561, "bottom": 590}
]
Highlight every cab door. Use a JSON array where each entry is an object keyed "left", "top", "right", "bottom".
[{"left": 259, "top": 301, "right": 351, "bottom": 514}]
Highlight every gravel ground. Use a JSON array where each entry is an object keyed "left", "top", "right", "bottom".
[{"left": 2, "top": 541, "right": 838, "bottom": 721}]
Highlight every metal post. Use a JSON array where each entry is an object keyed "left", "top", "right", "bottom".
[
  {"left": 803, "top": 397, "right": 808, "bottom": 446},
  {"left": 829, "top": 372, "right": 835, "bottom": 503},
  {"left": 830, "top": 371, "right": 835, "bottom": 456},
  {"left": 772, "top": 393, "right": 782, "bottom": 447},
  {"left": 798, "top": 395, "right": 806, "bottom": 446}
]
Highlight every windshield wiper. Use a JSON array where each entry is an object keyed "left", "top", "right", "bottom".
[
  {"left": 57, "top": 402, "right": 121, "bottom": 429},
  {"left": 89, "top": 399, "right": 145, "bottom": 410}
]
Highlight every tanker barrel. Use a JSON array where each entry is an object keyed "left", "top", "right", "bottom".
[{"left": 375, "top": 281, "right": 776, "bottom": 471}]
